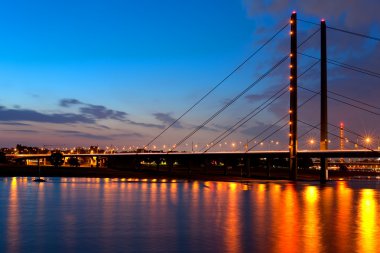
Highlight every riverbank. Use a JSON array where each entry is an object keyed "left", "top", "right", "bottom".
[{"left": 0, "top": 164, "right": 379, "bottom": 182}]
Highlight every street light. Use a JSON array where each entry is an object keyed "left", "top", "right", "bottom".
[
  {"left": 306, "top": 138, "right": 316, "bottom": 150},
  {"left": 364, "top": 136, "right": 372, "bottom": 148}
]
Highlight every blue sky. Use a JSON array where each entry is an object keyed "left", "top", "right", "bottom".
[{"left": 0, "top": 0, "right": 379, "bottom": 150}]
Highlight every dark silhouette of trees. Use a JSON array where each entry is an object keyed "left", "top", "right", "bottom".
[
  {"left": 67, "top": 157, "right": 80, "bottom": 167},
  {"left": 50, "top": 152, "right": 64, "bottom": 168}
]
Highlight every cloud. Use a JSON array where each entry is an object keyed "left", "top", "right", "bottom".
[
  {"left": 0, "top": 122, "right": 31, "bottom": 126},
  {"left": 244, "top": 0, "right": 380, "bottom": 29},
  {"left": 153, "top": 112, "right": 183, "bottom": 128},
  {"left": 59, "top": 98, "right": 128, "bottom": 121},
  {"left": 84, "top": 124, "right": 111, "bottom": 130},
  {"left": 55, "top": 130, "right": 114, "bottom": 140},
  {"left": 80, "top": 104, "right": 127, "bottom": 121},
  {"left": 126, "top": 119, "right": 165, "bottom": 129},
  {"left": 245, "top": 87, "right": 288, "bottom": 103},
  {"left": 110, "top": 133, "right": 145, "bottom": 138},
  {"left": 59, "top": 99, "right": 82, "bottom": 107},
  {"left": 210, "top": 123, "right": 230, "bottom": 131},
  {"left": 0, "top": 106, "right": 95, "bottom": 124},
  {"left": 54, "top": 129, "right": 145, "bottom": 141},
  {"left": 58, "top": 99, "right": 176, "bottom": 129},
  {"left": 1, "top": 129, "right": 38, "bottom": 133},
  {"left": 0, "top": 99, "right": 167, "bottom": 132}
]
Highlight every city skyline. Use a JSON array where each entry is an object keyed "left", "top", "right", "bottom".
[{"left": 0, "top": 0, "right": 379, "bottom": 149}]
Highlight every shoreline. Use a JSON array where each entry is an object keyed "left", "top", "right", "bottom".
[{"left": 0, "top": 164, "right": 379, "bottom": 183}]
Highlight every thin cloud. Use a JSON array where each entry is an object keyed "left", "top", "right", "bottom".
[
  {"left": 153, "top": 112, "right": 183, "bottom": 129},
  {"left": 59, "top": 99, "right": 82, "bottom": 107},
  {"left": 111, "top": 133, "right": 145, "bottom": 139},
  {"left": 126, "top": 119, "right": 165, "bottom": 129},
  {"left": 59, "top": 98, "right": 128, "bottom": 121},
  {"left": 0, "top": 122, "right": 31, "bottom": 126},
  {"left": 55, "top": 130, "right": 114, "bottom": 140},
  {"left": 1, "top": 129, "right": 38, "bottom": 133},
  {"left": 80, "top": 104, "right": 127, "bottom": 121}
]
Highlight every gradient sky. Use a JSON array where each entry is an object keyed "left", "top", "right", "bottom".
[{"left": 0, "top": 0, "right": 379, "bottom": 150}]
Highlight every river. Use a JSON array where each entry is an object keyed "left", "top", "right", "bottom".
[{"left": 0, "top": 177, "right": 379, "bottom": 253}]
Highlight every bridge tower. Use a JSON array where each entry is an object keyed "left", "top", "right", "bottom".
[
  {"left": 340, "top": 122, "right": 344, "bottom": 150},
  {"left": 289, "top": 11, "right": 298, "bottom": 180},
  {"left": 320, "top": 19, "right": 328, "bottom": 182}
]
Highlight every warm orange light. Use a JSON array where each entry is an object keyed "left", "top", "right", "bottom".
[
  {"left": 289, "top": 87, "right": 293, "bottom": 91},
  {"left": 289, "top": 76, "right": 293, "bottom": 79},
  {"left": 290, "top": 31, "right": 294, "bottom": 35},
  {"left": 289, "top": 64, "right": 293, "bottom": 68},
  {"left": 290, "top": 53, "right": 293, "bottom": 57},
  {"left": 289, "top": 110, "right": 293, "bottom": 114},
  {"left": 289, "top": 121, "right": 292, "bottom": 125}
]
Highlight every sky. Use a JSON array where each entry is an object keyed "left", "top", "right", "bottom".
[{"left": 0, "top": 0, "right": 379, "bottom": 151}]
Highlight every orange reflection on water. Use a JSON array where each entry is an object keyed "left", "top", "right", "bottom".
[
  {"left": 358, "top": 189, "right": 378, "bottom": 253},
  {"left": 7, "top": 177, "right": 20, "bottom": 253},
  {"left": 224, "top": 182, "right": 240, "bottom": 253},
  {"left": 335, "top": 181, "right": 353, "bottom": 252},
  {"left": 273, "top": 183, "right": 300, "bottom": 253},
  {"left": 302, "top": 186, "right": 321, "bottom": 253}
]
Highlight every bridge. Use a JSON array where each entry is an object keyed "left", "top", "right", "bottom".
[{"left": 9, "top": 12, "right": 380, "bottom": 181}]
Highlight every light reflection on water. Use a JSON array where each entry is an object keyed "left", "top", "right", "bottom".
[{"left": 0, "top": 178, "right": 379, "bottom": 253}]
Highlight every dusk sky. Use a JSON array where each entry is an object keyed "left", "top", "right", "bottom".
[{"left": 0, "top": 0, "right": 379, "bottom": 150}]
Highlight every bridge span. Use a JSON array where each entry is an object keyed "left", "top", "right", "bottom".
[{"left": 7, "top": 149, "right": 379, "bottom": 178}]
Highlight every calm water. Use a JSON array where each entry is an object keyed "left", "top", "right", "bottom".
[{"left": 0, "top": 178, "right": 379, "bottom": 253}]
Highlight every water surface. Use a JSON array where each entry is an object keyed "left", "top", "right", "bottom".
[{"left": 0, "top": 177, "right": 379, "bottom": 253}]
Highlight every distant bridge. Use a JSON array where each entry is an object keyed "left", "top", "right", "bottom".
[{"left": 8, "top": 149, "right": 380, "bottom": 160}]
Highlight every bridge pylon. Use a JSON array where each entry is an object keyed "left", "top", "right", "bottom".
[
  {"left": 320, "top": 19, "right": 328, "bottom": 182},
  {"left": 289, "top": 11, "right": 298, "bottom": 180}
]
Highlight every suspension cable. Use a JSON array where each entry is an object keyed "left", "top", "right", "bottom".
[
  {"left": 144, "top": 22, "right": 289, "bottom": 149},
  {"left": 247, "top": 92, "right": 320, "bottom": 152},
  {"left": 299, "top": 52, "right": 380, "bottom": 80},
  {"left": 299, "top": 86, "right": 380, "bottom": 116},
  {"left": 297, "top": 18, "right": 380, "bottom": 42},
  {"left": 172, "top": 55, "right": 289, "bottom": 151},
  {"left": 202, "top": 60, "right": 320, "bottom": 152}
]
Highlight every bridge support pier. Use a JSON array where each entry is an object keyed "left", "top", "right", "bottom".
[
  {"left": 245, "top": 157, "right": 251, "bottom": 177},
  {"left": 167, "top": 158, "right": 174, "bottom": 173},
  {"left": 135, "top": 159, "right": 141, "bottom": 170},
  {"left": 187, "top": 159, "right": 192, "bottom": 175},
  {"left": 266, "top": 158, "right": 272, "bottom": 178},
  {"left": 320, "top": 158, "right": 328, "bottom": 182}
]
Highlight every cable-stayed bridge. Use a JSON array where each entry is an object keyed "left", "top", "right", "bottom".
[{"left": 10, "top": 12, "right": 380, "bottom": 181}]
